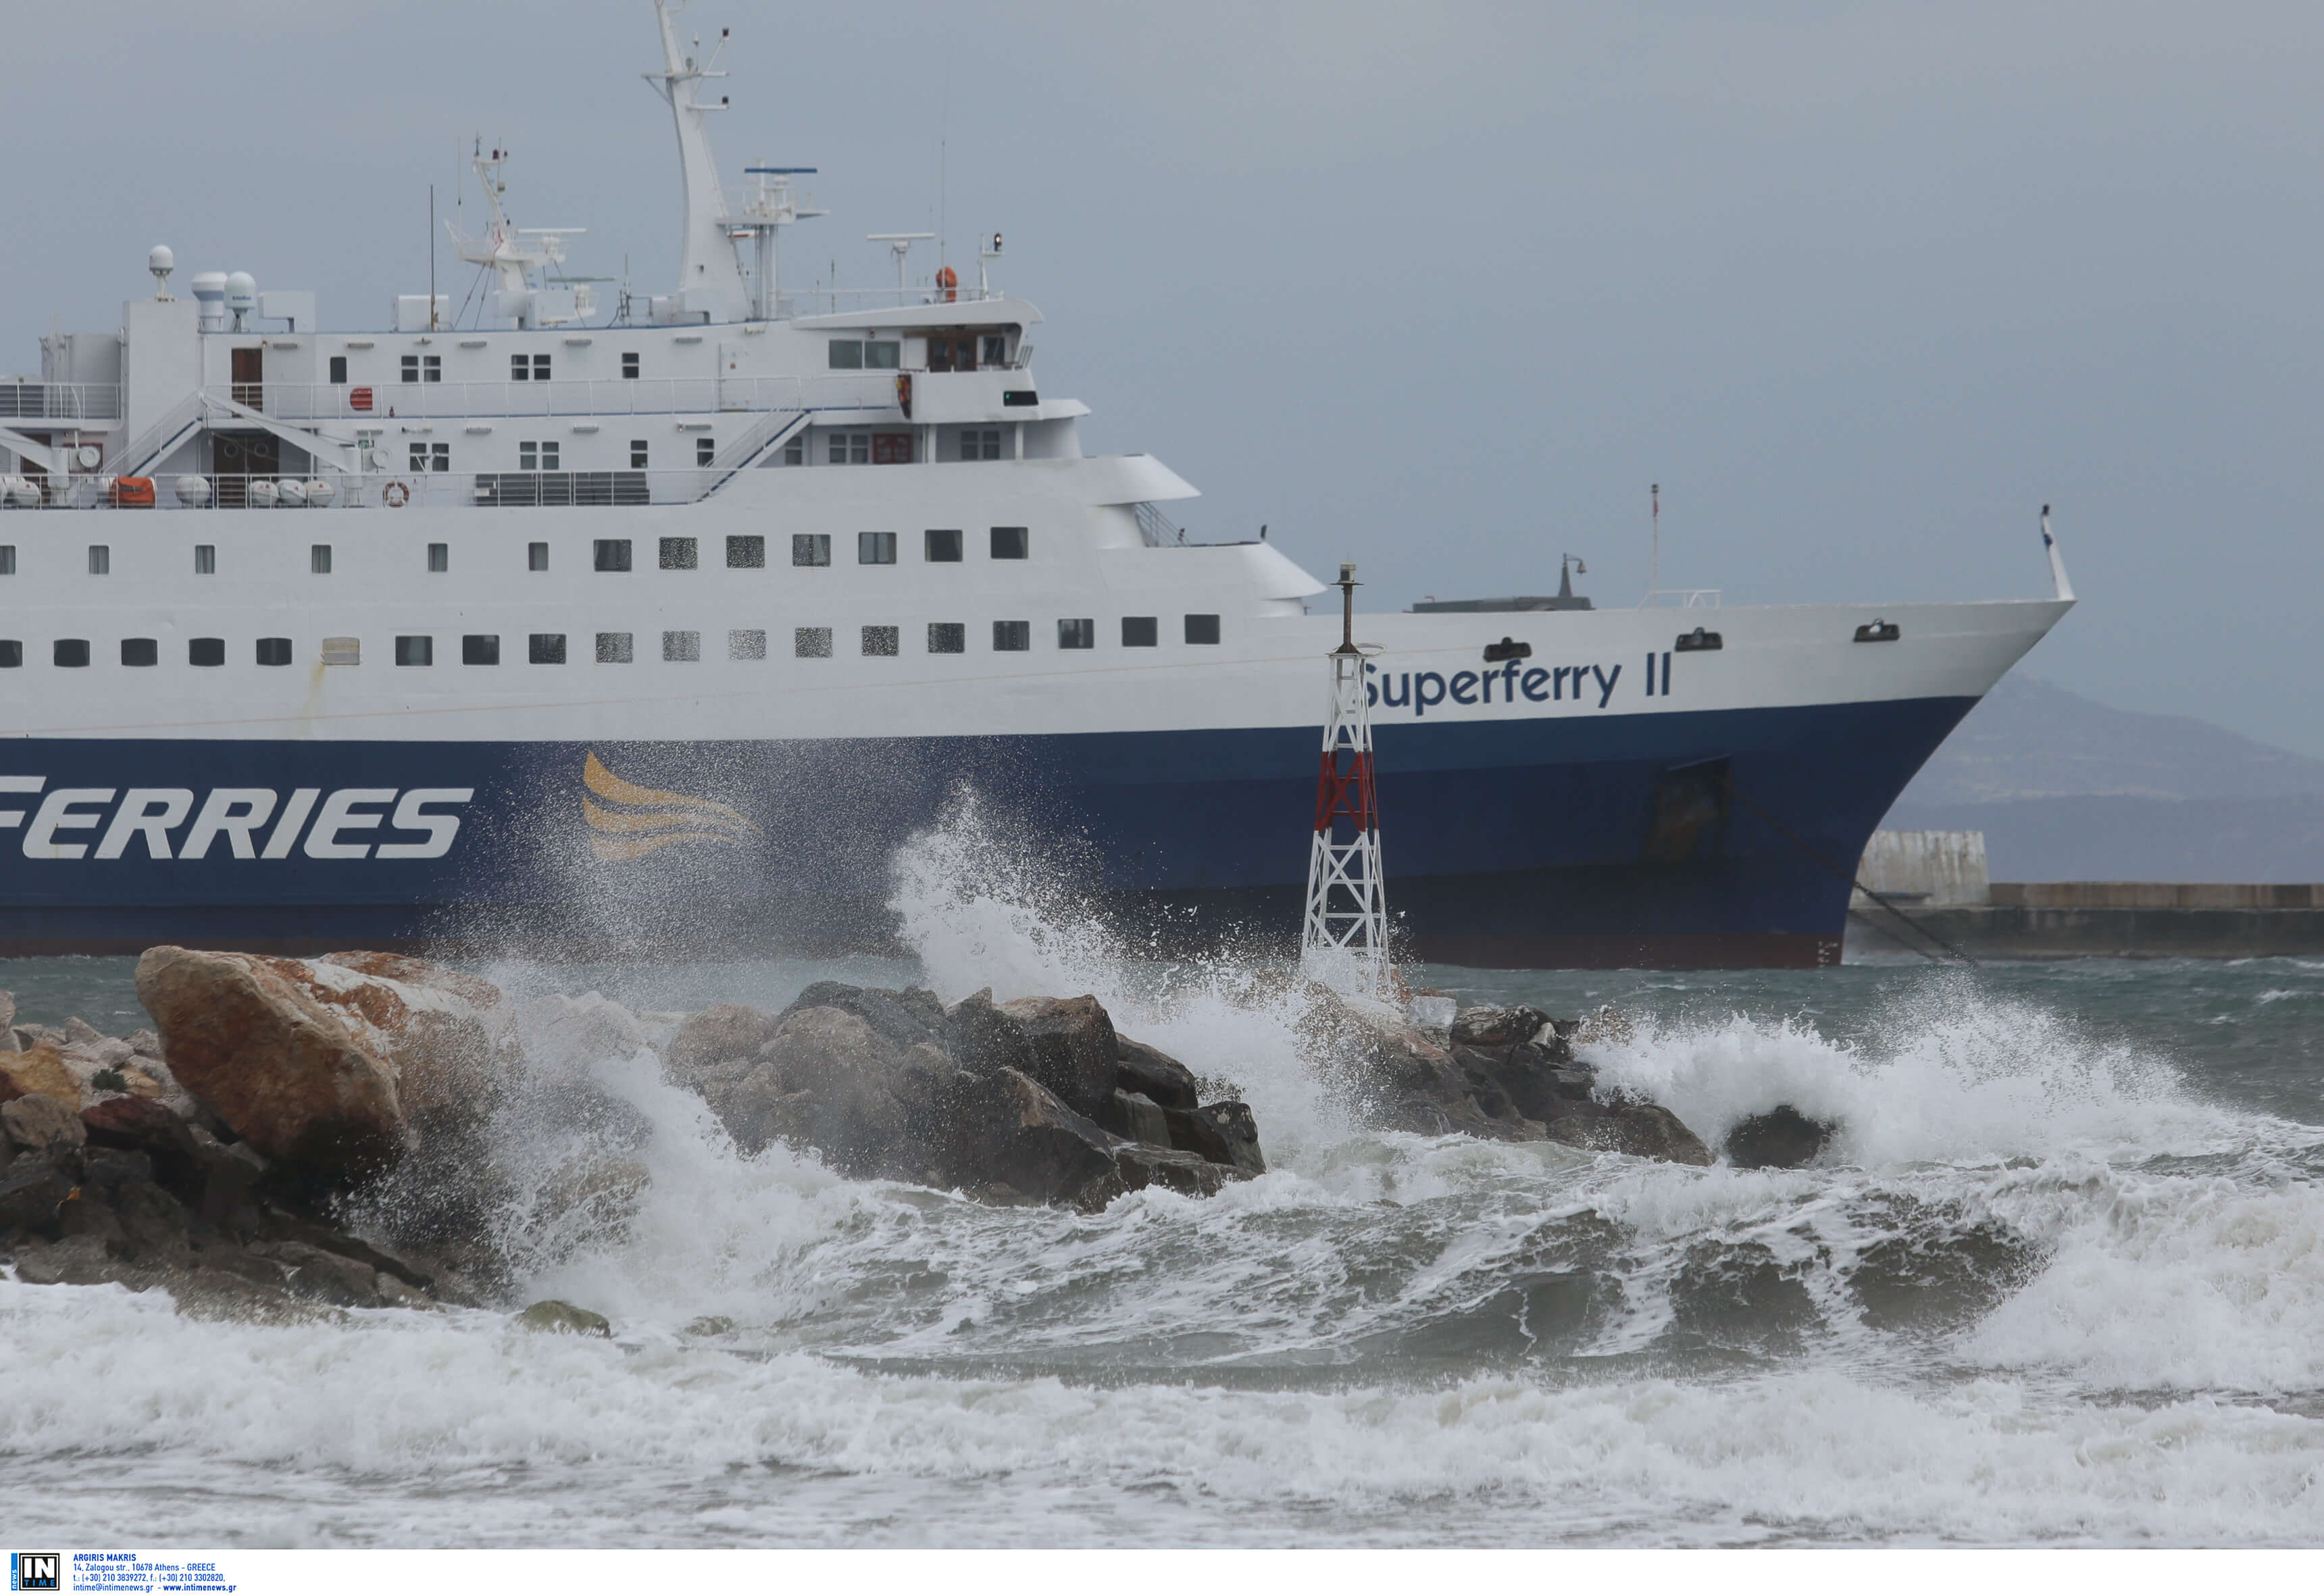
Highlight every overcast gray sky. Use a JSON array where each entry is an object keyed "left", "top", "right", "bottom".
[{"left": 11, "top": 2, "right": 2321, "bottom": 753}]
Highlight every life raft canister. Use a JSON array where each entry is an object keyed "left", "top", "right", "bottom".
[{"left": 936, "top": 264, "right": 957, "bottom": 303}]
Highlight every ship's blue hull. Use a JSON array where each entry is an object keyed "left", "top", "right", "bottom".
[{"left": 0, "top": 693, "right": 1973, "bottom": 967}]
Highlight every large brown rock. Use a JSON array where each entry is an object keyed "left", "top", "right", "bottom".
[
  {"left": 3, "top": 1093, "right": 87, "bottom": 1155},
  {"left": 0, "top": 1042, "right": 82, "bottom": 1109},
  {"left": 1000, "top": 996, "right": 1119, "bottom": 1120},
  {"left": 664, "top": 1003, "right": 782, "bottom": 1080},
  {"left": 1545, "top": 1099, "right": 1715, "bottom": 1166},
  {"left": 133, "top": 946, "right": 411, "bottom": 1174},
  {"left": 1113, "top": 1037, "right": 1201, "bottom": 1109}
]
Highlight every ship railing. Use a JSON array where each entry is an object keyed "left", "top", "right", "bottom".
[
  {"left": 0, "top": 380, "right": 122, "bottom": 421},
  {"left": 226, "top": 372, "right": 900, "bottom": 422},
  {"left": 1641, "top": 589, "right": 1723, "bottom": 608},
  {"left": 0, "top": 467, "right": 801, "bottom": 512},
  {"left": 772, "top": 286, "right": 1015, "bottom": 318}
]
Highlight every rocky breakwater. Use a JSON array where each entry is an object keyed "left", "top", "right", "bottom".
[
  {"left": 661, "top": 982, "right": 1265, "bottom": 1209},
  {"left": 1296, "top": 989, "right": 1834, "bottom": 1168},
  {"left": 0, "top": 949, "right": 517, "bottom": 1318}
]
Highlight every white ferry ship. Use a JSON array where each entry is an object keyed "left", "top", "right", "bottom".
[{"left": 0, "top": 2, "right": 2071, "bottom": 969}]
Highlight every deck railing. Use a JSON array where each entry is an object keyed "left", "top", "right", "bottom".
[
  {"left": 0, "top": 381, "right": 122, "bottom": 421},
  {"left": 240, "top": 372, "right": 899, "bottom": 422}
]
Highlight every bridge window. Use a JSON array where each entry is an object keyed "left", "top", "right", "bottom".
[
  {"left": 792, "top": 534, "right": 829, "bottom": 567},
  {"left": 858, "top": 531, "right": 896, "bottom": 566},
  {"left": 662, "top": 630, "right": 700, "bottom": 662},
  {"left": 409, "top": 442, "right": 449, "bottom": 473},
  {"left": 958, "top": 428, "right": 1003, "bottom": 462},
  {"left": 87, "top": 545, "right": 109, "bottom": 576},
  {"left": 982, "top": 334, "right": 1007, "bottom": 366},
  {"left": 1184, "top": 614, "right": 1221, "bottom": 645},
  {"left": 826, "top": 430, "right": 869, "bottom": 464},
  {"left": 928, "top": 622, "right": 965, "bottom": 654},
  {"left": 595, "top": 632, "right": 633, "bottom": 664},
  {"left": 395, "top": 635, "right": 433, "bottom": 667},
  {"left": 659, "top": 536, "right": 698, "bottom": 570},
  {"left": 862, "top": 625, "right": 899, "bottom": 657},
  {"left": 256, "top": 638, "right": 293, "bottom": 666},
  {"left": 399, "top": 354, "right": 440, "bottom": 383},
  {"left": 827, "top": 340, "right": 899, "bottom": 370},
  {"left": 782, "top": 435, "right": 805, "bottom": 466},
  {"left": 188, "top": 638, "right": 224, "bottom": 667},
  {"left": 794, "top": 626, "right": 832, "bottom": 659},
  {"left": 993, "top": 620, "right": 1030, "bottom": 652},
  {"left": 729, "top": 628, "right": 766, "bottom": 661},
  {"left": 530, "top": 633, "right": 566, "bottom": 664},
  {"left": 513, "top": 353, "right": 550, "bottom": 381},
  {"left": 726, "top": 535, "right": 764, "bottom": 569},
  {"left": 1122, "top": 616, "right": 1158, "bottom": 647},
  {"left": 519, "top": 441, "right": 559, "bottom": 471}
]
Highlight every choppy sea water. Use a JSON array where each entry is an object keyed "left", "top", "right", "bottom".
[{"left": 5, "top": 864, "right": 2323, "bottom": 1546}]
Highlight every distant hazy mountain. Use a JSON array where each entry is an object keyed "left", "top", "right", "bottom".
[
  {"left": 1895, "top": 674, "right": 2324, "bottom": 805},
  {"left": 1882, "top": 676, "right": 2324, "bottom": 881}
]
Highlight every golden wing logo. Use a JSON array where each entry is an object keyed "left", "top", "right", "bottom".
[{"left": 581, "top": 751, "right": 763, "bottom": 862}]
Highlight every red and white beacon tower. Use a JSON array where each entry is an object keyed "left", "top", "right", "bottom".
[{"left": 1300, "top": 562, "right": 1393, "bottom": 998}]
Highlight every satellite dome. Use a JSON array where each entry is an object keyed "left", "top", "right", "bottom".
[
  {"left": 148, "top": 245, "right": 175, "bottom": 276},
  {"left": 224, "top": 272, "right": 257, "bottom": 313}
]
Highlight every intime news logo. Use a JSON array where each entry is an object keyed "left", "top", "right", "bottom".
[{"left": 9, "top": 1553, "right": 60, "bottom": 1592}]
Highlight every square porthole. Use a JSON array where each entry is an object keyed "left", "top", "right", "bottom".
[
  {"left": 194, "top": 545, "right": 216, "bottom": 575},
  {"left": 428, "top": 543, "right": 449, "bottom": 573},
  {"left": 861, "top": 625, "right": 899, "bottom": 657},
  {"left": 87, "top": 545, "right": 110, "bottom": 576},
  {"left": 857, "top": 531, "right": 896, "bottom": 566},
  {"left": 662, "top": 630, "right": 701, "bottom": 662},
  {"left": 0, "top": 641, "right": 22, "bottom": 668},
  {"left": 256, "top": 637, "right": 293, "bottom": 667},
  {"left": 528, "top": 542, "right": 549, "bottom": 572},
  {"left": 53, "top": 639, "right": 91, "bottom": 668},
  {"left": 924, "top": 528, "right": 962, "bottom": 562},
  {"left": 120, "top": 638, "right": 158, "bottom": 667},
  {"left": 311, "top": 545, "right": 333, "bottom": 575},
  {"left": 728, "top": 628, "right": 767, "bottom": 661},
  {"left": 659, "top": 537, "right": 699, "bottom": 570},
  {"left": 1057, "top": 618, "right": 1095, "bottom": 650},
  {"left": 1122, "top": 616, "right": 1158, "bottom": 647},
  {"left": 188, "top": 637, "right": 226, "bottom": 667},
  {"left": 395, "top": 635, "right": 434, "bottom": 667},
  {"left": 1184, "top": 614, "right": 1221, "bottom": 645},
  {"left": 594, "top": 539, "right": 633, "bottom": 572},
  {"left": 928, "top": 622, "right": 965, "bottom": 655},
  {"left": 595, "top": 632, "right": 634, "bottom": 664},
  {"left": 530, "top": 633, "right": 567, "bottom": 664},
  {"left": 992, "top": 620, "right": 1030, "bottom": 652},
  {"left": 989, "top": 526, "right": 1028, "bottom": 559},
  {"left": 462, "top": 634, "right": 500, "bottom": 666},
  {"left": 792, "top": 534, "right": 830, "bottom": 568},
  {"left": 0, "top": 546, "right": 15, "bottom": 576},
  {"left": 794, "top": 626, "right": 832, "bottom": 659},
  {"left": 726, "top": 535, "right": 765, "bottom": 569}
]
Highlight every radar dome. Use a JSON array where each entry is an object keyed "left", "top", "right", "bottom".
[
  {"left": 148, "top": 245, "right": 175, "bottom": 275},
  {"left": 225, "top": 272, "right": 257, "bottom": 313}
]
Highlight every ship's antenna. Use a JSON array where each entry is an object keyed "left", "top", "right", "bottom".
[
  {"left": 428, "top": 183, "right": 438, "bottom": 330},
  {"left": 1648, "top": 482, "right": 1661, "bottom": 604}
]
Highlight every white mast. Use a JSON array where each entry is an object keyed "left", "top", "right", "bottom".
[
  {"left": 644, "top": 0, "right": 749, "bottom": 324},
  {"left": 1300, "top": 563, "right": 1394, "bottom": 999}
]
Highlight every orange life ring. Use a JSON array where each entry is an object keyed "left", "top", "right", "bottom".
[
  {"left": 382, "top": 480, "right": 411, "bottom": 507},
  {"left": 936, "top": 264, "right": 957, "bottom": 303}
]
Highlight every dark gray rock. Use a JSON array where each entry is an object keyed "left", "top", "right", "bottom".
[
  {"left": 252, "top": 1239, "right": 381, "bottom": 1307},
  {"left": 999, "top": 996, "right": 1119, "bottom": 1120},
  {"left": 1450, "top": 1005, "right": 1554, "bottom": 1048},
  {"left": 1096, "top": 1089, "right": 1172, "bottom": 1148},
  {"left": 0, "top": 1155, "right": 74, "bottom": 1239},
  {"left": 1113, "top": 1037, "right": 1201, "bottom": 1110},
  {"left": 664, "top": 1003, "right": 782, "bottom": 1078},
  {"left": 1544, "top": 1099, "right": 1715, "bottom": 1166},
  {"left": 1723, "top": 1105, "right": 1835, "bottom": 1170},
  {"left": 942, "top": 989, "right": 1035, "bottom": 1078},
  {"left": 953, "top": 1068, "right": 1122, "bottom": 1206},
  {"left": 1164, "top": 1101, "right": 1267, "bottom": 1176},
  {"left": 781, "top": 982, "right": 947, "bottom": 1052},
  {"left": 517, "top": 1299, "right": 612, "bottom": 1337}
]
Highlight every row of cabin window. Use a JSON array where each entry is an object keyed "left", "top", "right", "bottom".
[
  {"left": 0, "top": 618, "right": 1224, "bottom": 672},
  {"left": 5, "top": 528, "right": 1031, "bottom": 579},
  {"left": 405, "top": 440, "right": 714, "bottom": 474},
  {"left": 779, "top": 430, "right": 1007, "bottom": 467},
  {"left": 378, "top": 353, "right": 647, "bottom": 384}
]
